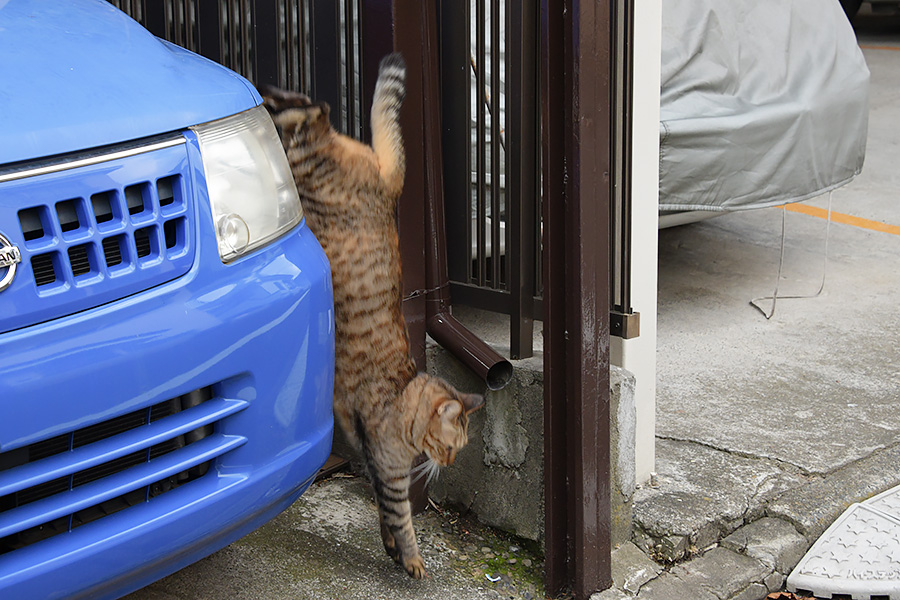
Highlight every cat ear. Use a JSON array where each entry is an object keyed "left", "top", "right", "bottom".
[
  {"left": 436, "top": 400, "right": 462, "bottom": 421},
  {"left": 461, "top": 393, "right": 484, "bottom": 415},
  {"left": 259, "top": 85, "right": 312, "bottom": 110}
]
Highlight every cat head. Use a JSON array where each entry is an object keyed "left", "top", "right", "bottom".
[
  {"left": 260, "top": 86, "right": 332, "bottom": 143},
  {"left": 408, "top": 374, "right": 484, "bottom": 467}
]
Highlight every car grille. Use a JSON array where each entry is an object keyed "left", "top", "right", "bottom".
[
  {"left": 0, "top": 135, "right": 196, "bottom": 335},
  {"left": 0, "top": 387, "right": 248, "bottom": 555}
]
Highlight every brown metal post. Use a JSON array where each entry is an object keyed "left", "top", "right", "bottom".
[
  {"left": 541, "top": 0, "right": 568, "bottom": 591},
  {"left": 507, "top": 0, "right": 538, "bottom": 360},
  {"left": 390, "top": 0, "right": 428, "bottom": 371},
  {"left": 542, "top": 0, "right": 613, "bottom": 597}
]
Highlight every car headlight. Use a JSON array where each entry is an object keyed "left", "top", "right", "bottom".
[{"left": 191, "top": 105, "right": 302, "bottom": 263}]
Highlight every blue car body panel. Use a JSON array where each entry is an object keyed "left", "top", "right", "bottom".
[
  {"left": 0, "top": 213, "right": 334, "bottom": 599},
  {"left": 0, "top": 1, "right": 335, "bottom": 598},
  {"left": 0, "top": 0, "right": 262, "bottom": 165}
]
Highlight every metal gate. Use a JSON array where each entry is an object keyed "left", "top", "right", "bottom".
[{"left": 108, "top": 2, "right": 625, "bottom": 596}]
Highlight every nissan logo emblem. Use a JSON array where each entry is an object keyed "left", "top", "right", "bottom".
[{"left": 0, "top": 233, "right": 22, "bottom": 292}]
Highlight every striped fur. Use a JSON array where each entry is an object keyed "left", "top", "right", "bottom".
[{"left": 263, "top": 53, "right": 483, "bottom": 579}]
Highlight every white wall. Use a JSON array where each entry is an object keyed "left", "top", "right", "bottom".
[{"left": 611, "top": 0, "right": 662, "bottom": 484}]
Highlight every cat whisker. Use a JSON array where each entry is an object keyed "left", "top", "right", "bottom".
[
  {"left": 425, "top": 460, "right": 441, "bottom": 486},
  {"left": 411, "top": 459, "right": 430, "bottom": 475},
  {"left": 411, "top": 458, "right": 435, "bottom": 484}
]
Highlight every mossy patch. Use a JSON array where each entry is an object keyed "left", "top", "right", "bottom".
[{"left": 419, "top": 497, "right": 547, "bottom": 599}]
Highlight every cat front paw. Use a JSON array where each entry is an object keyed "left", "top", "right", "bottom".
[
  {"left": 403, "top": 554, "right": 427, "bottom": 579},
  {"left": 383, "top": 540, "right": 402, "bottom": 563},
  {"left": 380, "top": 521, "right": 402, "bottom": 562}
]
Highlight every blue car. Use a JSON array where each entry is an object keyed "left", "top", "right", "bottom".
[{"left": 0, "top": 1, "right": 335, "bottom": 598}]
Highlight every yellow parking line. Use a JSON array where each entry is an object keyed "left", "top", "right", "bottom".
[
  {"left": 782, "top": 203, "right": 900, "bottom": 236},
  {"left": 859, "top": 44, "right": 900, "bottom": 51}
]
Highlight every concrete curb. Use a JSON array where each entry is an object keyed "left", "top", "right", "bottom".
[{"left": 604, "top": 440, "right": 900, "bottom": 599}]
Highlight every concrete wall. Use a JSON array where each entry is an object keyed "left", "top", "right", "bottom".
[{"left": 427, "top": 344, "right": 636, "bottom": 546}]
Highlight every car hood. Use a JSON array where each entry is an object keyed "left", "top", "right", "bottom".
[{"left": 0, "top": 0, "right": 262, "bottom": 165}]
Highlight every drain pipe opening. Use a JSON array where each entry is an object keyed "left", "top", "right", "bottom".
[{"left": 427, "top": 311, "right": 513, "bottom": 391}]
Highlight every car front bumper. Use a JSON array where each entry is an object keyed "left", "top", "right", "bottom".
[{"left": 0, "top": 219, "right": 334, "bottom": 600}]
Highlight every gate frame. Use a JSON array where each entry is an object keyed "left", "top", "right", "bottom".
[{"left": 541, "top": 0, "right": 613, "bottom": 596}]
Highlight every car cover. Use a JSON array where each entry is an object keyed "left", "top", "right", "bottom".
[{"left": 659, "top": 0, "right": 870, "bottom": 212}]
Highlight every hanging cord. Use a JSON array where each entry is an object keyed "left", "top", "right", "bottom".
[
  {"left": 469, "top": 54, "right": 507, "bottom": 151},
  {"left": 750, "top": 191, "right": 833, "bottom": 319}
]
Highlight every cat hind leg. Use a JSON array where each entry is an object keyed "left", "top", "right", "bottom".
[{"left": 371, "top": 468, "right": 427, "bottom": 578}]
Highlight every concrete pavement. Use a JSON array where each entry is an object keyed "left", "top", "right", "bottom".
[
  {"left": 125, "top": 473, "right": 544, "bottom": 600},
  {"left": 616, "top": 9, "right": 900, "bottom": 598}
]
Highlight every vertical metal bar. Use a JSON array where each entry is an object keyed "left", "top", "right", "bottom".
[
  {"left": 359, "top": 0, "right": 392, "bottom": 136},
  {"left": 343, "top": 0, "right": 353, "bottom": 135},
  {"left": 308, "top": 0, "right": 341, "bottom": 125},
  {"left": 490, "top": 0, "right": 501, "bottom": 288},
  {"left": 141, "top": 0, "right": 167, "bottom": 38},
  {"left": 169, "top": 1, "right": 179, "bottom": 47},
  {"left": 337, "top": 0, "right": 348, "bottom": 133},
  {"left": 217, "top": 0, "right": 227, "bottom": 72},
  {"left": 542, "top": 0, "right": 612, "bottom": 597},
  {"left": 288, "top": 0, "right": 303, "bottom": 92},
  {"left": 226, "top": 1, "right": 237, "bottom": 72},
  {"left": 197, "top": 0, "right": 223, "bottom": 65},
  {"left": 301, "top": 0, "right": 313, "bottom": 93},
  {"left": 243, "top": 0, "right": 253, "bottom": 82},
  {"left": 335, "top": 0, "right": 348, "bottom": 135},
  {"left": 506, "top": 0, "right": 536, "bottom": 359},
  {"left": 622, "top": 0, "right": 634, "bottom": 314},
  {"left": 254, "top": 0, "right": 281, "bottom": 88},
  {"left": 391, "top": 0, "right": 427, "bottom": 372},
  {"left": 344, "top": 0, "right": 362, "bottom": 139},
  {"left": 608, "top": 0, "right": 637, "bottom": 338},
  {"left": 439, "top": 0, "right": 472, "bottom": 286},
  {"left": 610, "top": 0, "right": 624, "bottom": 314},
  {"left": 564, "top": 0, "right": 612, "bottom": 594},
  {"left": 355, "top": 0, "right": 364, "bottom": 138},
  {"left": 541, "top": 0, "right": 568, "bottom": 591},
  {"left": 475, "top": 0, "right": 486, "bottom": 287},
  {"left": 187, "top": 0, "right": 198, "bottom": 53},
  {"left": 615, "top": 0, "right": 634, "bottom": 315}
]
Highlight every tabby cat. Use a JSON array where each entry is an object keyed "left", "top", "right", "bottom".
[{"left": 263, "top": 54, "right": 483, "bottom": 579}]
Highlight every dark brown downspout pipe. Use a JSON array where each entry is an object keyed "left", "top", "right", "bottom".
[{"left": 417, "top": 0, "right": 512, "bottom": 392}]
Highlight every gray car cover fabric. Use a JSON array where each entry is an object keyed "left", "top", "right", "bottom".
[{"left": 659, "top": 0, "right": 870, "bottom": 212}]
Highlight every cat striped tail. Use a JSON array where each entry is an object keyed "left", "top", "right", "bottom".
[{"left": 371, "top": 53, "right": 406, "bottom": 197}]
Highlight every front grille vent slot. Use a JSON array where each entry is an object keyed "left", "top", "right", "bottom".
[
  {"left": 0, "top": 387, "right": 247, "bottom": 556},
  {"left": 67, "top": 245, "right": 92, "bottom": 277},
  {"left": 102, "top": 236, "right": 124, "bottom": 268},
  {"left": 134, "top": 227, "right": 153, "bottom": 258},
  {"left": 55, "top": 200, "right": 81, "bottom": 233},
  {"left": 18, "top": 207, "right": 45, "bottom": 241},
  {"left": 31, "top": 254, "right": 56, "bottom": 287}
]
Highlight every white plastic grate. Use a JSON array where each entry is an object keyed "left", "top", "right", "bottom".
[{"left": 787, "top": 484, "right": 900, "bottom": 600}]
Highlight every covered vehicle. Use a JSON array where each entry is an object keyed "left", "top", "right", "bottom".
[
  {"left": 0, "top": 1, "right": 334, "bottom": 598},
  {"left": 659, "top": 0, "right": 869, "bottom": 226}
]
